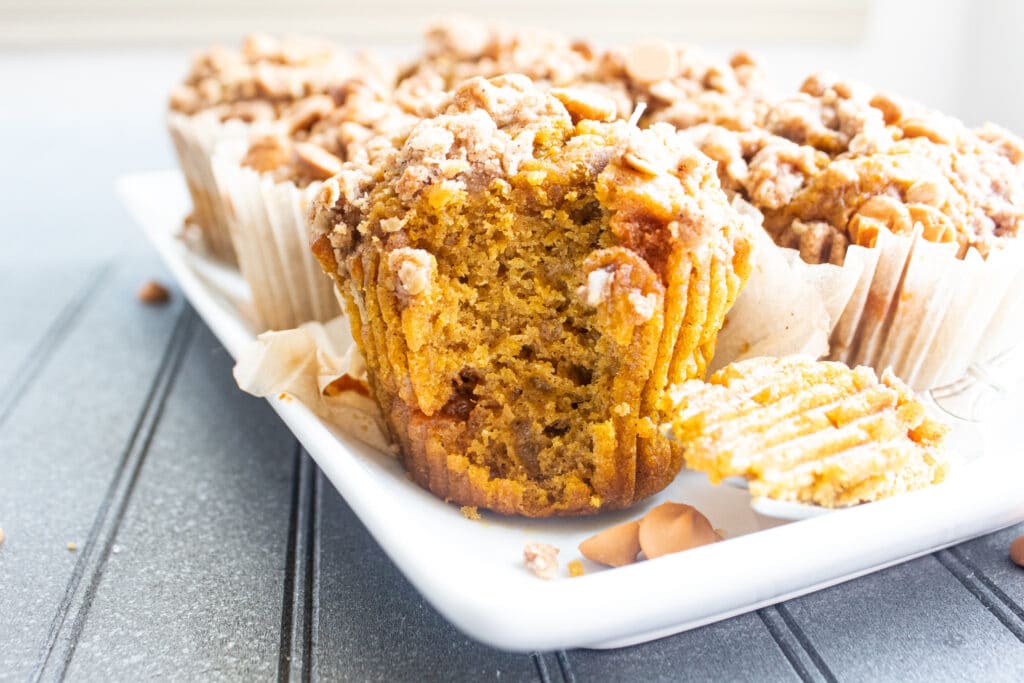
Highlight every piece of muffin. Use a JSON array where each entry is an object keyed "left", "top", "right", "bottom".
[
  {"left": 309, "top": 75, "right": 753, "bottom": 516},
  {"left": 664, "top": 356, "right": 949, "bottom": 507},
  {"left": 168, "top": 34, "right": 382, "bottom": 262}
]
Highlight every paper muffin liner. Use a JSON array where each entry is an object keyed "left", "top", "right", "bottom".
[
  {"left": 714, "top": 202, "right": 1024, "bottom": 391},
  {"left": 212, "top": 140, "right": 340, "bottom": 331},
  {"left": 233, "top": 317, "right": 392, "bottom": 452},
  {"left": 167, "top": 111, "right": 263, "bottom": 264}
]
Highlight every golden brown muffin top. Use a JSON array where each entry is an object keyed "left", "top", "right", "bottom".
[
  {"left": 240, "top": 80, "right": 419, "bottom": 186},
  {"left": 393, "top": 17, "right": 628, "bottom": 118},
  {"left": 600, "top": 40, "right": 769, "bottom": 132},
  {"left": 311, "top": 74, "right": 739, "bottom": 276},
  {"left": 169, "top": 33, "right": 390, "bottom": 122},
  {"left": 688, "top": 73, "right": 1024, "bottom": 263}
]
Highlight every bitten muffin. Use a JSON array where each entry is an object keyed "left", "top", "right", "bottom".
[
  {"left": 664, "top": 355, "right": 949, "bottom": 507},
  {"left": 309, "top": 75, "right": 753, "bottom": 516},
  {"left": 168, "top": 33, "right": 380, "bottom": 262}
]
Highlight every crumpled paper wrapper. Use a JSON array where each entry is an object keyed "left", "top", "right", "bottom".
[
  {"left": 712, "top": 198, "right": 1024, "bottom": 390},
  {"left": 710, "top": 200, "right": 867, "bottom": 374},
  {"left": 212, "top": 138, "right": 340, "bottom": 331},
  {"left": 233, "top": 317, "right": 392, "bottom": 453},
  {"left": 167, "top": 111, "right": 265, "bottom": 264}
]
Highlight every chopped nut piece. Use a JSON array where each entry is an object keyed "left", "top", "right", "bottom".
[
  {"left": 638, "top": 502, "right": 721, "bottom": 560},
  {"left": 523, "top": 542, "right": 559, "bottom": 580},
  {"left": 568, "top": 560, "right": 585, "bottom": 577},
  {"left": 388, "top": 248, "right": 435, "bottom": 297},
  {"left": 579, "top": 520, "right": 641, "bottom": 567},
  {"left": 460, "top": 505, "right": 481, "bottom": 521},
  {"left": 550, "top": 87, "right": 617, "bottom": 123},
  {"left": 137, "top": 280, "right": 171, "bottom": 305},
  {"left": 294, "top": 142, "right": 344, "bottom": 181}
]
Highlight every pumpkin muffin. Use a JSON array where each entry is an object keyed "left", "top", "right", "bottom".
[
  {"left": 309, "top": 75, "right": 754, "bottom": 516},
  {"left": 168, "top": 33, "right": 382, "bottom": 262},
  {"left": 211, "top": 78, "right": 417, "bottom": 330},
  {"left": 685, "top": 74, "right": 1024, "bottom": 388},
  {"left": 665, "top": 355, "right": 949, "bottom": 507}
]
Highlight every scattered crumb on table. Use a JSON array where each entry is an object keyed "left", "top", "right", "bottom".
[
  {"left": 460, "top": 505, "right": 480, "bottom": 521},
  {"left": 137, "top": 279, "right": 171, "bottom": 304},
  {"left": 66, "top": 542, "right": 77, "bottom": 551},
  {"left": 568, "top": 559, "right": 585, "bottom": 577}
]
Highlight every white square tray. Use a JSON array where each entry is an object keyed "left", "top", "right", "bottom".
[{"left": 118, "top": 169, "right": 1024, "bottom": 651}]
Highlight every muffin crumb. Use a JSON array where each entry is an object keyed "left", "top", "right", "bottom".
[
  {"left": 460, "top": 505, "right": 481, "bottom": 520},
  {"left": 523, "top": 542, "right": 559, "bottom": 580},
  {"left": 568, "top": 559, "right": 585, "bottom": 577},
  {"left": 137, "top": 280, "right": 170, "bottom": 305},
  {"left": 67, "top": 542, "right": 77, "bottom": 552}
]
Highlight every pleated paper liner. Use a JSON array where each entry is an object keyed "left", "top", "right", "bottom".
[
  {"left": 212, "top": 140, "right": 340, "bottom": 331},
  {"left": 714, "top": 201, "right": 1024, "bottom": 391},
  {"left": 167, "top": 111, "right": 264, "bottom": 264}
]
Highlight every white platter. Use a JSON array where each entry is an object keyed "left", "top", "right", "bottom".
[{"left": 118, "top": 169, "right": 1024, "bottom": 652}]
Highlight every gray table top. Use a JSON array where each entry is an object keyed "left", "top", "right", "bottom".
[{"left": 4, "top": 51, "right": 1024, "bottom": 682}]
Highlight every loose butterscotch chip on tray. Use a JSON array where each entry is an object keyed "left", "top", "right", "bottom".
[{"left": 664, "top": 356, "right": 949, "bottom": 508}]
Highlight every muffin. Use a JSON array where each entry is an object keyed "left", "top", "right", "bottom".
[
  {"left": 688, "top": 74, "right": 1024, "bottom": 389},
  {"left": 168, "top": 33, "right": 374, "bottom": 263},
  {"left": 309, "top": 75, "right": 754, "bottom": 516},
  {"left": 211, "top": 77, "right": 415, "bottom": 330},
  {"left": 665, "top": 355, "right": 949, "bottom": 507}
]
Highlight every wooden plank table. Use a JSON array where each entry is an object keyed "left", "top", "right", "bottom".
[{"left": 3, "top": 51, "right": 1024, "bottom": 682}]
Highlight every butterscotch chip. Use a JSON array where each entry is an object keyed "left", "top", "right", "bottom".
[
  {"left": 624, "top": 41, "right": 678, "bottom": 84},
  {"left": 665, "top": 356, "right": 949, "bottom": 507},
  {"left": 638, "top": 502, "right": 720, "bottom": 560},
  {"left": 523, "top": 542, "right": 559, "bottom": 579},
  {"left": 137, "top": 280, "right": 170, "bottom": 305},
  {"left": 579, "top": 520, "right": 641, "bottom": 567},
  {"left": 568, "top": 559, "right": 585, "bottom": 577},
  {"left": 1010, "top": 535, "right": 1024, "bottom": 568},
  {"left": 294, "top": 142, "right": 344, "bottom": 181}
]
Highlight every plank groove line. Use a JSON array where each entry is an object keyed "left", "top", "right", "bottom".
[
  {"left": 0, "top": 263, "right": 112, "bottom": 428},
  {"left": 555, "top": 650, "right": 575, "bottom": 683},
  {"left": 936, "top": 549, "right": 1024, "bottom": 644},
  {"left": 773, "top": 604, "right": 838, "bottom": 683},
  {"left": 531, "top": 653, "right": 552, "bottom": 683},
  {"left": 305, "top": 470, "right": 322, "bottom": 680},
  {"left": 758, "top": 607, "right": 822, "bottom": 683},
  {"left": 278, "top": 447, "right": 316, "bottom": 683},
  {"left": 30, "top": 306, "right": 197, "bottom": 681}
]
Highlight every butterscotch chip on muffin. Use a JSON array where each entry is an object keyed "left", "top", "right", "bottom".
[
  {"left": 395, "top": 17, "right": 633, "bottom": 119},
  {"left": 311, "top": 75, "right": 753, "bottom": 516},
  {"left": 599, "top": 40, "right": 769, "bottom": 132},
  {"left": 664, "top": 356, "right": 949, "bottom": 507}
]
